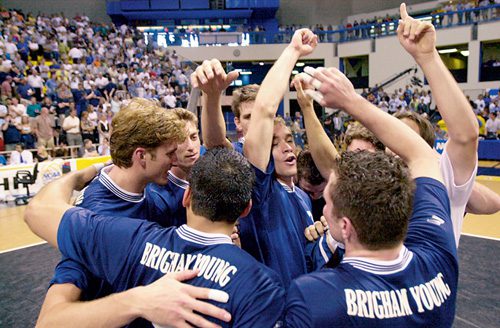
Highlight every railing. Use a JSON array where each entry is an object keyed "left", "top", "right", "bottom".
[{"left": 142, "top": 4, "right": 500, "bottom": 47}]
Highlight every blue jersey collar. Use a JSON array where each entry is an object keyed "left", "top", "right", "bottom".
[
  {"left": 99, "top": 165, "right": 145, "bottom": 203},
  {"left": 176, "top": 224, "right": 233, "bottom": 246},
  {"left": 278, "top": 179, "right": 295, "bottom": 193},
  {"left": 168, "top": 171, "right": 190, "bottom": 190},
  {"left": 342, "top": 246, "right": 413, "bottom": 275}
]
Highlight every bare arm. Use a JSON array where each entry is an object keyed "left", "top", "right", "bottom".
[
  {"left": 244, "top": 29, "right": 317, "bottom": 171},
  {"left": 308, "top": 67, "right": 441, "bottom": 182},
  {"left": 398, "top": 3, "right": 478, "bottom": 185},
  {"left": 24, "top": 166, "right": 99, "bottom": 247},
  {"left": 466, "top": 182, "right": 500, "bottom": 215},
  {"left": 37, "top": 271, "right": 230, "bottom": 328},
  {"left": 192, "top": 59, "right": 238, "bottom": 149},
  {"left": 293, "top": 76, "right": 339, "bottom": 178}
]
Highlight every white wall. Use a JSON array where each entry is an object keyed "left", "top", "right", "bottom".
[{"left": 175, "top": 20, "right": 500, "bottom": 114}]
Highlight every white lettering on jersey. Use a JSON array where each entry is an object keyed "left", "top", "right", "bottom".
[
  {"left": 140, "top": 242, "right": 237, "bottom": 288},
  {"left": 344, "top": 272, "right": 450, "bottom": 319}
]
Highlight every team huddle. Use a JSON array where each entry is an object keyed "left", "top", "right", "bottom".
[{"left": 24, "top": 4, "right": 497, "bottom": 328}]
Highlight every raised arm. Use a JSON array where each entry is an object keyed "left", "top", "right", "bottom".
[
  {"left": 398, "top": 3, "right": 478, "bottom": 185},
  {"left": 244, "top": 29, "right": 317, "bottom": 170},
  {"left": 307, "top": 67, "right": 441, "bottom": 182},
  {"left": 293, "top": 76, "right": 339, "bottom": 178},
  {"left": 192, "top": 59, "right": 238, "bottom": 149},
  {"left": 24, "top": 166, "right": 99, "bottom": 247}
]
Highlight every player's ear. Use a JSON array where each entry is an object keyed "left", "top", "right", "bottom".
[
  {"left": 239, "top": 200, "right": 252, "bottom": 218},
  {"left": 182, "top": 186, "right": 192, "bottom": 208}
]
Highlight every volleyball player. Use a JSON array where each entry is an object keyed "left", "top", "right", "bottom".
[
  {"left": 25, "top": 148, "right": 285, "bottom": 327},
  {"left": 33, "top": 99, "right": 233, "bottom": 327},
  {"left": 286, "top": 64, "right": 457, "bottom": 327}
]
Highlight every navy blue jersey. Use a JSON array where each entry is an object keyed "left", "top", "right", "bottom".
[
  {"left": 145, "top": 171, "right": 188, "bottom": 228},
  {"left": 58, "top": 209, "right": 285, "bottom": 328},
  {"left": 232, "top": 141, "right": 244, "bottom": 154},
  {"left": 74, "top": 165, "right": 150, "bottom": 217},
  {"left": 239, "top": 160, "right": 332, "bottom": 288},
  {"left": 50, "top": 165, "right": 152, "bottom": 298},
  {"left": 285, "top": 177, "right": 458, "bottom": 328}
]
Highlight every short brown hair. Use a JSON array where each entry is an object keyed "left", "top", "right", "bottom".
[
  {"left": 231, "top": 84, "right": 259, "bottom": 118},
  {"left": 297, "top": 150, "right": 325, "bottom": 186},
  {"left": 110, "top": 98, "right": 186, "bottom": 168},
  {"left": 329, "top": 151, "right": 414, "bottom": 250},
  {"left": 395, "top": 111, "right": 435, "bottom": 147},
  {"left": 344, "top": 122, "right": 385, "bottom": 151},
  {"left": 169, "top": 108, "right": 198, "bottom": 125}
]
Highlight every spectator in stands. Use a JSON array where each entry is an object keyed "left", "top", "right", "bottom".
[
  {"left": 63, "top": 109, "right": 82, "bottom": 147},
  {"left": 81, "top": 138, "right": 98, "bottom": 158},
  {"left": 34, "top": 107, "right": 55, "bottom": 149},
  {"left": 20, "top": 114, "right": 35, "bottom": 149},
  {"left": 10, "top": 143, "right": 33, "bottom": 165},
  {"left": 34, "top": 145, "right": 51, "bottom": 162},
  {"left": 2, "top": 113, "right": 21, "bottom": 151},
  {"left": 1, "top": 75, "right": 12, "bottom": 100},
  {"left": 97, "top": 113, "right": 109, "bottom": 145},
  {"left": 97, "top": 137, "right": 110, "bottom": 156},
  {"left": 485, "top": 112, "right": 499, "bottom": 139}
]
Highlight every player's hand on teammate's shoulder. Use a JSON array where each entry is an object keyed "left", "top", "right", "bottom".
[
  {"left": 397, "top": 2, "right": 436, "bottom": 63},
  {"left": 304, "top": 216, "right": 329, "bottom": 242},
  {"left": 134, "top": 270, "right": 231, "bottom": 328},
  {"left": 190, "top": 58, "right": 239, "bottom": 96}
]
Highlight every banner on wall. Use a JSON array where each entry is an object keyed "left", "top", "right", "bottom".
[{"left": 0, "top": 156, "right": 110, "bottom": 203}]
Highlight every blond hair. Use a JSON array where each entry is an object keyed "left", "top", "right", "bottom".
[{"left": 110, "top": 98, "right": 186, "bottom": 168}]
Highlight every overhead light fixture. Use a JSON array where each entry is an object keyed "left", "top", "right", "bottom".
[
  {"left": 438, "top": 48, "right": 458, "bottom": 54},
  {"left": 240, "top": 71, "right": 252, "bottom": 75},
  {"left": 292, "top": 70, "right": 299, "bottom": 75},
  {"left": 259, "top": 62, "right": 264, "bottom": 66},
  {"left": 296, "top": 62, "right": 305, "bottom": 67},
  {"left": 460, "top": 50, "right": 469, "bottom": 56}
]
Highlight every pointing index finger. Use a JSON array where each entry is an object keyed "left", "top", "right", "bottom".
[{"left": 400, "top": 3, "right": 409, "bottom": 20}]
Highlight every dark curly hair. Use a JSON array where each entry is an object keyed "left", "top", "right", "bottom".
[
  {"left": 297, "top": 150, "right": 325, "bottom": 186},
  {"left": 188, "top": 147, "right": 255, "bottom": 223},
  {"left": 329, "top": 151, "right": 415, "bottom": 250}
]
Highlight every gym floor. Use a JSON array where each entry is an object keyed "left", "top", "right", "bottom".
[{"left": 0, "top": 176, "right": 499, "bottom": 327}]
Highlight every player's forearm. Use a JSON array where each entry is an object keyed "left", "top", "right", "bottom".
[
  {"left": 418, "top": 50, "right": 478, "bottom": 144},
  {"left": 254, "top": 47, "right": 300, "bottom": 116},
  {"left": 465, "top": 182, "right": 500, "bottom": 215},
  {"left": 37, "top": 289, "right": 141, "bottom": 328},
  {"left": 244, "top": 47, "right": 301, "bottom": 169},
  {"left": 201, "top": 92, "right": 231, "bottom": 148},
  {"left": 345, "top": 96, "right": 435, "bottom": 166},
  {"left": 301, "top": 104, "right": 339, "bottom": 178},
  {"left": 25, "top": 167, "right": 98, "bottom": 247}
]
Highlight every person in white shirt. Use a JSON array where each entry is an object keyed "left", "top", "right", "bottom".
[
  {"left": 163, "top": 92, "right": 177, "bottom": 109},
  {"left": 10, "top": 143, "right": 34, "bottom": 165},
  {"left": 63, "top": 109, "right": 82, "bottom": 146},
  {"left": 485, "top": 112, "right": 499, "bottom": 139},
  {"left": 68, "top": 47, "right": 83, "bottom": 64}
]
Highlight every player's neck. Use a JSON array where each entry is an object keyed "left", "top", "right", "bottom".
[
  {"left": 170, "top": 166, "right": 190, "bottom": 181},
  {"left": 187, "top": 216, "right": 234, "bottom": 237},
  {"left": 107, "top": 165, "right": 146, "bottom": 194},
  {"left": 186, "top": 210, "right": 233, "bottom": 237},
  {"left": 344, "top": 242, "right": 403, "bottom": 262},
  {"left": 277, "top": 175, "right": 294, "bottom": 188}
]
